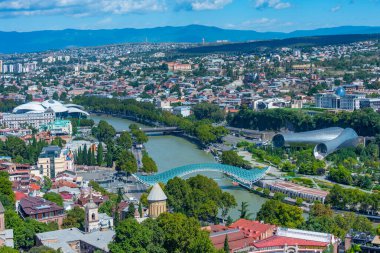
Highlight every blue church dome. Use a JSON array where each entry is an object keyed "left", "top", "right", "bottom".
[{"left": 335, "top": 87, "right": 346, "bottom": 97}]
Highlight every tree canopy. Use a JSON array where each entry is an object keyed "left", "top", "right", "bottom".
[
  {"left": 43, "top": 192, "right": 64, "bottom": 207},
  {"left": 221, "top": 151, "right": 250, "bottom": 168},
  {"left": 141, "top": 152, "right": 158, "bottom": 174},
  {"left": 256, "top": 200, "right": 304, "bottom": 228},
  {"left": 62, "top": 206, "right": 85, "bottom": 230},
  {"left": 115, "top": 150, "right": 138, "bottom": 175},
  {"left": 109, "top": 214, "right": 217, "bottom": 253},
  {"left": 92, "top": 120, "right": 116, "bottom": 142},
  {"left": 193, "top": 102, "right": 225, "bottom": 123},
  {"left": 165, "top": 175, "right": 236, "bottom": 221}
]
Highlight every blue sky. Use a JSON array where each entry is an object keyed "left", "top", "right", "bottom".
[{"left": 0, "top": 0, "right": 379, "bottom": 32}]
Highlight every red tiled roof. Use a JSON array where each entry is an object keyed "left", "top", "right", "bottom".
[
  {"left": 207, "top": 224, "right": 229, "bottom": 233},
  {"left": 53, "top": 180, "right": 78, "bottom": 189},
  {"left": 211, "top": 230, "right": 253, "bottom": 252},
  {"left": 19, "top": 196, "right": 64, "bottom": 215},
  {"left": 253, "top": 236, "right": 329, "bottom": 248},
  {"left": 60, "top": 193, "right": 73, "bottom": 200},
  {"left": 14, "top": 191, "right": 27, "bottom": 201}
]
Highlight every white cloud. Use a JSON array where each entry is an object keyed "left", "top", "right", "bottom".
[
  {"left": 226, "top": 17, "right": 295, "bottom": 31},
  {"left": 254, "top": 0, "right": 291, "bottom": 9},
  {"left": 330, "top": 5, "right": 341, "bottom": 12},
  {"left": 190, "top": 0, "right": 232, "bottom": 10},
  {"left": 0, "top": 0, "right": 234, "bottom": 17},
  {"left": 175, "top": 0, "right": 232, "bottom": 10},
  {"left": 243, "top": 17, "right": 277, "bottom": 26},
  {"left": 0, "top": 0, "right": 167, "bottom": 17},
  {"left": 97, "top": 17, "right": 113, "bottom": 25}
]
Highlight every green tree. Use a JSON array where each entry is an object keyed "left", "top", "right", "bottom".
[
  {"left": 99, "top": 200, "right": 114, "bottom": 217},
  {"left": 347, "top": 244, "right": 362, "bottom": 253},
  {"left": 52, "top": 92, "right": 59, "bottom": 100},
  {"left": 131, "top": 129, "right": 148, "bottom": 144},
  {"left": 106, "top": 148, "right": 113, "bottom": 167},
  {"left": 0, "top": 246, "right": 18, "bottom": 253},
  {"left": 193, "top": 102, "right": 225, "bottom": 123},
  {"left": 220, "top": 192, "right": 237, "bottom": 222},
  {"left": 138, "top": 202, "right": 143, "bottom": 218},
  {"left": 43, "top": 192, "right": 64, "bottom": 207},
  {"left": 90, "top": 148, "right": 96, "bottom": 166},
  {"left": 42, "top": 176, "right": 52, "bottom": 191},
  {"left": 82, "top": 144, "right": 88, "bottom": 165},
  {"left": 295, "top": 198, "right": 304, "bottom": 206},
  {"left": 126, "top": 204, "right": 136, "bottom": 218},
  {"left": 274, "top": 192, "right": 286, "bottom": 201},
  {"left": 0, "top": 172, "right": 15, "bottom": 210},
  {"left": 116, "top": 132, "right": 132, "bottom": 149},
  {"left": 97, "top": 142, "right": 104, "bottom": 166},
  {"left": 256, "top": 200, "right": 304, "bottom": 228},
  {"left": 263, "top": 188, "right": 271, "bottom": 197},
  {"left": 165, "top": 177, "right": 192, "bottom": 214},
  {"left": 165, "top": 175, "right": 236, "bottom": 222},
  {"left": 108, "top": 218, "right": 159, "bottom": 253},
  {"left": 328, "top": 165, "right": 353, "bottom": 185},
  {"left": 140, "top": 193, "right": 148, "bottom": 207},
  {"left": 62, "top": 206, "right": 85, "bottom": 230},
  {"left": 5, "top": 210, "right": 58, "bottom": 250},
  {"left": 238, "top": 201, "right": 253, "bottom": 220},
  {"left": 92, "top": 120, "right": 116, "bottom": 142},
  {"left": 115, "top": 150, "right": 138, "bottom": 176},
  {"left": 142, "top": 153, "right": 158, "bottom": 173},
  {"left": 223, "top": 235, "right": 230, "bottom": 253},
  {"left": 28, "top": 246, "right": 61, "bottom": 253},
  {"left": 226, "top": 216, "right": 233, "bottom": 226},
  {"left": 221, "top": 151, "right": 249, "bottom": 168},
  {"left": 59, "top": 92, "right": 67, "bottom": 101},
  {"left": 51, "top": 137, "right": 66, "bottom": 148},
  {"left": 157, "top": 213, "right": 216, "bottom": 253}
]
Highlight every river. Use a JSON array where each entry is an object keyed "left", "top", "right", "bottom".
[{"left": 91, "top": 114, "right": 268, "bottom": 219}]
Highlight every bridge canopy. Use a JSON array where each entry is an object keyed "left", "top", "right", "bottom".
[{"left": 133, "top": 163, "right": 269, "bottom": 186}]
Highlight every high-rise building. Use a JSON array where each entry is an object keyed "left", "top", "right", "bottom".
[
  {"left": 2, "top": 65, "right": 8, "bottom": 73},
  {"left": 16, "top": 63, "right": 23, "bottom": 73},
  {"left": 0, "top": 60, "right": 2, "bottom": 74}
]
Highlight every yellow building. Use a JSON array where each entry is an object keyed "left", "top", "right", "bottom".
[
  {"left": 37, "top": 146, "right": 71, "bottom": 178},
  {"left": 147, "top": 183, "right": 167, "bottom": 218}
]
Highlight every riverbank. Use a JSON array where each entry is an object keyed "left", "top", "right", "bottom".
[{"left": 92, "top": 112, "right": 209, "bottom": 148}]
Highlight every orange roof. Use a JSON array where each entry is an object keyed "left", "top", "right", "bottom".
[
  {"left": 53, "top": 180, "right": 78, "bottom": 188},
  {"left": 29, "top": 183, "right": 41, "bottom": 191}
]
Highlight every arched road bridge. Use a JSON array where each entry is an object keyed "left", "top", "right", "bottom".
[
  {"left": 117, "top": 127, "right": 182, "bottom": 134},
  {"left": 132, "top": 163, "right": 269, "bottom": 187}
]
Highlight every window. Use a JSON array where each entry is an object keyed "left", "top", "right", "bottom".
[{"left": 92, "top": 213, "right": 95, "bottom": 220}]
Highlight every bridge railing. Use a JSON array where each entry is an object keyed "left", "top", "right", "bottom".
[{"left": 133, "top": 163, "right": 269, "bottom": 187}]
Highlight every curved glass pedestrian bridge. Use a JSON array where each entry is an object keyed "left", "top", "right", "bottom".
[{"left": 132, "top": 163, "right": 269, "bottom": 187}]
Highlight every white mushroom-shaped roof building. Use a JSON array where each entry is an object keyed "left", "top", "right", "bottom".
[
  {"left": 147, "top": 183, "right": 167, "bottom": 202},
  {"left": 13, "top": 99, "right": 89, "bottom": 117}
]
